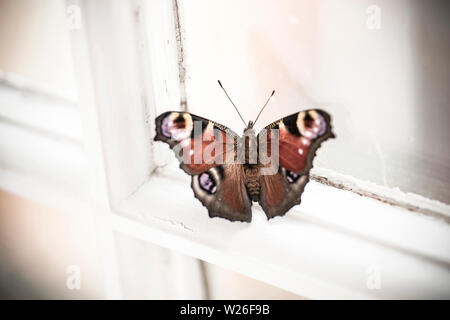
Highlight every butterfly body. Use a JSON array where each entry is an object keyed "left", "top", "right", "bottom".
[
  {"left": 154, "top": 109, "right": 334, "bottom": 222},
  {"left": 240, "top": 124, "right": 261, "bottom": 201}
]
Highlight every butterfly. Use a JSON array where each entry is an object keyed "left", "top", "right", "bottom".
[{"left": 154, "top": 81, "right": 334, "bottom": 222}]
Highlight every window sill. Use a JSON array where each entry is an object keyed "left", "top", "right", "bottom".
[{"left": 115, "top": 160, "right": 450, "bottom": 299}]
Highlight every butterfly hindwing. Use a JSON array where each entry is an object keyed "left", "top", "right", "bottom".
[
  {"left": 191, "top": 164, "right": 252, "bottom": 222},
  {"left": 257, "top": 109, "right": 334, "bottom": 218},
  {"left": 154, "top": 111, "right": 252, "bottom": 222},
  {"left": 259, "top": 168, "right": 309, "bottom": 219}
]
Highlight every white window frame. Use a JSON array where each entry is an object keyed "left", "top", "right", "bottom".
[{"left": 0, "top": 0, "right": 449, "bottom": 299}]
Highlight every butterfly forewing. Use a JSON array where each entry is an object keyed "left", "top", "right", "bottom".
[{"left": 257, "top": 109, "right": 334, "bottom": 218}]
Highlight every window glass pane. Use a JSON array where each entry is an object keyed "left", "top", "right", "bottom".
[{"left": 180, "top": 0, "right": 450, "bottom": 203}]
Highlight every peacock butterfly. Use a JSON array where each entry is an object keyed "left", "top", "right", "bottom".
[{"left": 154, "top": 81, "right": 335, "bottom": 222}]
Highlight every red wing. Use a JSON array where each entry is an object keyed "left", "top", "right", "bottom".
[
  {"left": 154, "top": 111, "right": 237, "bottom": 175},
  {"left": 259, "top": 109, "right": 334, "bottom": 174},
  {"left": 155, "top": 111, "right": 252, "bottom": 222},
  {"left": 191, "top": 164, "right": 252, "bottom": 222}
]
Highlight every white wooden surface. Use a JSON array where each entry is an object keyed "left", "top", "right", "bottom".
[
  {"left": 116, "top": 160, "right": 450, "bottom": 299},
  {"left": 66, "top": 0, "right": 205, "bottom": 299},
  {"left": 0, "top": 76, "right": 81, "bottom": 141},
  {"left": 0, "top": 69, "right": 87, "bottom": 202}
]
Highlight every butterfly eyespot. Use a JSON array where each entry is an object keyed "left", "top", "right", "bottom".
[
  {"left": 286, "top": 170, "right": 301, "bottom": 183},
  {"left": 199, "top": 172, "right": 217, "bottom": 194},
  {"left": 297, "top": 110, "right": 327, "bottom": 139},
  {"left": 161, "top": 113, "right": 193, "bottom": 140}
]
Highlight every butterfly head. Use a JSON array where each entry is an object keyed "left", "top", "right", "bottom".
[
  {"left": 244, "top": 121, "right": 256, "bottom": 136},
  {"left": 217, "top": 80, "right": 275, "bottom": 133}
]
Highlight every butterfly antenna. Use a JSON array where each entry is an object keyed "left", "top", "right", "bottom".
[
  {"left": 218, "top": 80, "right": 247, "bottom": 126},
  {"left": 253, "top": 90, "right": 275, "bottom": 126}
]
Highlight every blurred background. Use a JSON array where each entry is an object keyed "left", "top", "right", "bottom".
[
  {"left": 0, "top": 0, "right": 449, "bottom": 299},
  {"left": 181, "top": 0, "right": 450, "bottom": 203},
  {"left": 0, "top": 189, "right": 300, "bottom": 299}
]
